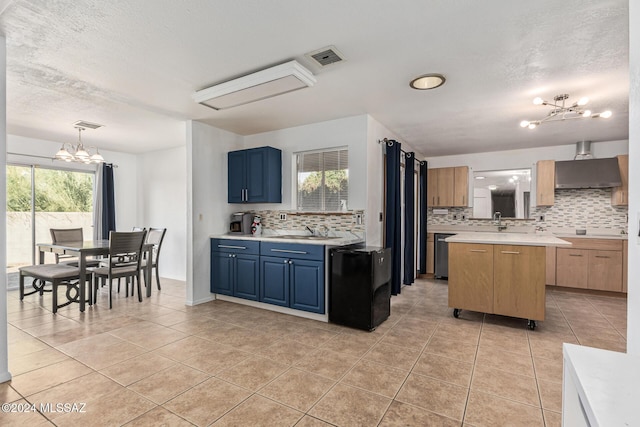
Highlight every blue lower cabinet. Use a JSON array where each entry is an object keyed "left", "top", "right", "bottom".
[
  {"left": 234, "top": 254, "right": 259, "bottom": 301},
  {"left": 211, "top": 252, "right": 233, "bottom": 296},
  {"left": 290, "top": 259, "right": 324, "bottom": 314},
  {"left": 260, "top": 256, "right": 289, "bottom": 307},
  {"left": 211, "top": 239, "right": 260, "bottom": 301}
]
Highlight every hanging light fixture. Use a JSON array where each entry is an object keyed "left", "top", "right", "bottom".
[
  {"left": 520, "top": 94, "right": 612, "bottom": 129},
  {"left": 54, "top": 126, "right": 105, "bottom": 164}
]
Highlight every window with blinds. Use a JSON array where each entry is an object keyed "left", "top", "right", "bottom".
[{"left": 296, "top": 148, "right": 349, "bottom": 211}]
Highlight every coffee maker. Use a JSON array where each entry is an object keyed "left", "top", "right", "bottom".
[{"left": 230, "top": 212, "right": 253, "bottom": 234}]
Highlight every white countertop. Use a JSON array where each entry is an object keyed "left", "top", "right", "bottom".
[
  {"left": 445, "top": 232, "right": 571, "bottom": 246},
  {"left": 428, "top": 225, "right": 627, "bottom": 240},
  {"left": 210, "top": 233, "right": 364, "bottom": 246},
  {"left": 563, "top": 343, "right": 639, "bottom": 427}
]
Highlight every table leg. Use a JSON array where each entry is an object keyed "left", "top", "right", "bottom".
[
  {"left": 79, "top": 255, "right": 86, "bottom": 312},
  {"left": 146, "top": 248, "right": 152, "bottom": 297}
]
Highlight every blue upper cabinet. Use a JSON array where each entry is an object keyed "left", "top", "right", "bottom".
[{"left": 228, "top": 146, "right": 282, "bottom": 203}]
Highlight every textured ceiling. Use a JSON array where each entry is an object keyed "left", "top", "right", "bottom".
[{"left": 0, "top": 0, "right": 629, "bottom": 156}]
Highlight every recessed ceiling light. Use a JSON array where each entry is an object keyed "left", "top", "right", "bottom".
[{"left": 410, "top": 73, "right": 446, "bottom": 90}]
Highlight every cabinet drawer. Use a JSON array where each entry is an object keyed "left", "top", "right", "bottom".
[
  {"left": 211, "top": 239, "right": 260, "bottom": 255},
  {"left": 562, "top": 238, "right": 623, "bottom": 251},
  {"left": 260, "top": 242, "right": 324, "bottom": 261}
]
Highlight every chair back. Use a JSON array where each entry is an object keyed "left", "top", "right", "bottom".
[
  {"left": 50, "top": 228, "right": 83, "bottom": 243},
  {"left": 146, "top": 228, "right": 167, "bottom": 263},
  {"left": 108, "top": 231, "right": 147, "bottom": 270},
  {"left": 132, "top": 227, "right": 145, "bottom": 232}
]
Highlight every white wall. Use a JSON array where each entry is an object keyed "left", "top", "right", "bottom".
[
  {"left": 243, "top": 115, "right": 369, "bottom": 212},
  {"left": 138, "top": 145, "right": 187, "bottom": 280},
  {"left": 628, "top": 0, "right": 639, "bottom": 355},
  {"left": 186, "top": 120, "right": 242, "bottom": 305},
  {"left": 7, "top": 134, "right": 139, "bottom": 232}
]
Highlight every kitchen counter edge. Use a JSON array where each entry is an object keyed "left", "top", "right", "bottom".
[
  {"left": 210, "top": 234, "right": 364, "bottom": 246},
  {"left": 445, "top": 232, "right": 571, "bottom": 246}
]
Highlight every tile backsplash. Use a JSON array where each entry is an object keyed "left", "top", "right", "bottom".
[
  {"left": 428, "top": 188, "right": 627, "bottom": 230},
  {"left": 246, "top": 210, "right": 366, "bottom": 233}
]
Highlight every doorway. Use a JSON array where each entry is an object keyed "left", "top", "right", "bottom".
[{"left": 6, "top": 164, "right": 94, "bottom": 287}]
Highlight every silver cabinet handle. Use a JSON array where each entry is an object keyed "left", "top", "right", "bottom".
[
  {"left": 595, "top": 255, "right": 610, "bottom": 258},
  {"left": 470, "top": 249, "right": 487, "bottom": 253},
  {"left": 283, "top": 259, "right": 288, "bottom": 263},
  {"left": 569, "top": 254, "right": 583, "bottom": 257},
  {"left": 288, "top": 260, "right": 293, "bottom": 264},
  {"left": 501, "top": 251, "right": 520, "bottom": 254},
  {"left": 218, "top": 245, "right": 247, "bottom": 250},
  {"left": 271, "top": 249, "right": 308, "bottom": 254}
]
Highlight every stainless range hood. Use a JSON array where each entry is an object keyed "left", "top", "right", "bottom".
[{"left": 555, "top": 154, "right": 622, "bottom": 189}]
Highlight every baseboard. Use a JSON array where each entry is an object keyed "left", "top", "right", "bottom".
[
  {"left": 215, "top": 294, "right": 328, "bottom": 322},
  {"left": 185, "top": 295, "right": 216, "bottom": 306},
  {"left": 0, "top": 371, "right": 12, "bottom": 383}
]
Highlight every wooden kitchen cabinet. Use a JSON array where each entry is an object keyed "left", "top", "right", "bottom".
[
  {"left": 546, "top": 246, "right": 556, "bottom": 285},
  {"left": 536, "top": 160, "right": 555, "bottom": 206},
  {"left": 427, "top": 166, "right": 469, "bottom": 207},
  {"left": 211, "top": 239, "right": 260, "bottom": 300},
  {"left": 556, "top": 248, "right": 589, "bottom": 289},
  {"left": 449, "top": 243, "right": 545, "bottom": 322},
  {"left": 555, "top": 238, "right": 624, "bottom": 292},
  {"left": 611, "top": 154, "right": 628, "bottom": 206},
  {"left": 493, "top": 245, "right": 546, "bottom": 321},
  {"left": 588, "top": 250, "right": 623, "bottom": 292},
  {"left": 426, "top": 233, "right": 434, "bottom": 274},
  {"left": 623, "top": 240, "right": 628, "bottom": 293},
  {"left": 453, "top": 166, "right": 469, "bottom": 207},
  {"left": 448, "top": 243, "right": 494, "bottom": 314}
]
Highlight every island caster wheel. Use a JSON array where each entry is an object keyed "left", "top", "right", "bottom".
[
  {"left": 527, "top": 320, "right": 536, "bottom": 330},
  {"left": 453, "top": 309, "right": 461, "bottom": 318}
]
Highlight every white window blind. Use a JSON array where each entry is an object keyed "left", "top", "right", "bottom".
[{"left": 296, "top": 148, "right": 349, "bottom": 211}]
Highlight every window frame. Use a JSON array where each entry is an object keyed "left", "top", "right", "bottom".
[{"left": 293, "top": 146, "right": 349, "bottom": 212}]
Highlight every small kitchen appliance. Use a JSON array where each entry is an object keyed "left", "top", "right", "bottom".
[{"left": 229, "top": 212, "right": 253, "bottom": 234}]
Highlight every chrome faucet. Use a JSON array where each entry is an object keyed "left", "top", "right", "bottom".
[
  {"left": 493, "top": 212, "right": 507, "bottom": 231},
  {"left": 317, "top": 224, "right": 330, "bottom": 237},
  {"left": 305, "top": 225, "right": 315, "bottom": 235}
]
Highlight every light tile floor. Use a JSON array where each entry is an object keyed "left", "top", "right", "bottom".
[{"left": 2, "top": 276, "right": 627, "bottom": 426}]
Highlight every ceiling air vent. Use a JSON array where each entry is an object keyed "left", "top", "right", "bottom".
[
  {"left": 73, "top": 120, "right": 104, "bottom": 130},
  {"left": 306, "top": 46, "right": 345, "bottom": 67}
]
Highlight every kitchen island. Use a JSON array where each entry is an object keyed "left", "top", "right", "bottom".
[{"left": 445, "top": 232, "right": 570, "bottom": 329}]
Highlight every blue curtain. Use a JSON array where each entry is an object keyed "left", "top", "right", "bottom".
[
  {"left": 403, "top": 152, "right": 415, "bottom": 285},
  {"left": 385, "top": 140, "right": 402, "bottom": 295},
  {"left": 101, "top": 164, "right": 116, "bottom": 238},
  {"left": 418, "top": 161, "right": 428, "bottom": 273}
]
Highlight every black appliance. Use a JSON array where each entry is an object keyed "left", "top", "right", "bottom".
[
  {"left": 434, "top": 233, "right": 455, "bottom": 279},
  {"left": 329, "top": 246, "right": 391, "bottom": 331}
]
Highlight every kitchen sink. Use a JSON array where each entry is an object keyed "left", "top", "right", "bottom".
[{"left": 266, "top": 235, "right": 341, "bottom": 240}]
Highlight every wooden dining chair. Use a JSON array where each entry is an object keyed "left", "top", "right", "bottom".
[
  {"left": 49, "top": 228, "right": 83, "bottom": 265},
  {"left": 142, "top": 228, "right": 167, "bottom": 290},
  {"left": 90, "top": 230, "right": 147, "bottom": 309}
]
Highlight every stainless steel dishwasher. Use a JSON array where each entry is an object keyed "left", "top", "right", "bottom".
[{"left": 434, "top": 233, "right": 456, "bottom": 279}]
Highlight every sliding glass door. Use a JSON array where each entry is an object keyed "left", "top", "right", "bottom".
[{"left": 6, "top": 164, "right": 94, "bottom": 283}]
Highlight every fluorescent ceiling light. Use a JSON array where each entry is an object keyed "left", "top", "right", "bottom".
[{"left": 193, "top": 60, "right": 317, "bottom": 110}]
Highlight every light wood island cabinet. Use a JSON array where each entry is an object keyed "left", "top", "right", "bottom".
[{"left": 447, "top": 233, "right": 567, "bottom": 329}]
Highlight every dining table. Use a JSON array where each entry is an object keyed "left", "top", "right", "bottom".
[{"left": 36, "top": 240, "right": 153, "bottom": 312}]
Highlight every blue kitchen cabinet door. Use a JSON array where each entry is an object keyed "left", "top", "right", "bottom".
[
  {"left": 290, "top": 259, "right": 325, "bottom": 314},
  {"left": 234, "top": 254, "right": 260, "bottom": 301},
  {"left": 227, "top": 147, "right": 281, "bottom": 203},
  {"left": 260, "top": 256, "right": 290, "bottom": 307},
  {"left": 211, "top": 252, "right": 233, "bottom": 296},
  {"left": 227, "top": 151, "right": 246, "bottom": 203}
]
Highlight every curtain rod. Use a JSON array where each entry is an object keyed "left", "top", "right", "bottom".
[
  {"left": 377, "top": 138, "right": 426, "bottom": 164},
  {"left": 6, "top": 152, "right": 118, "bottom": 167}
]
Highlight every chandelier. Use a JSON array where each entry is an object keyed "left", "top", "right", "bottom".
[
  {"left": 520, "top": 94, "right": 612, "bottom": 130},
  {"left": 54, "top": 127, "right": 105, "bottom": 164}
]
